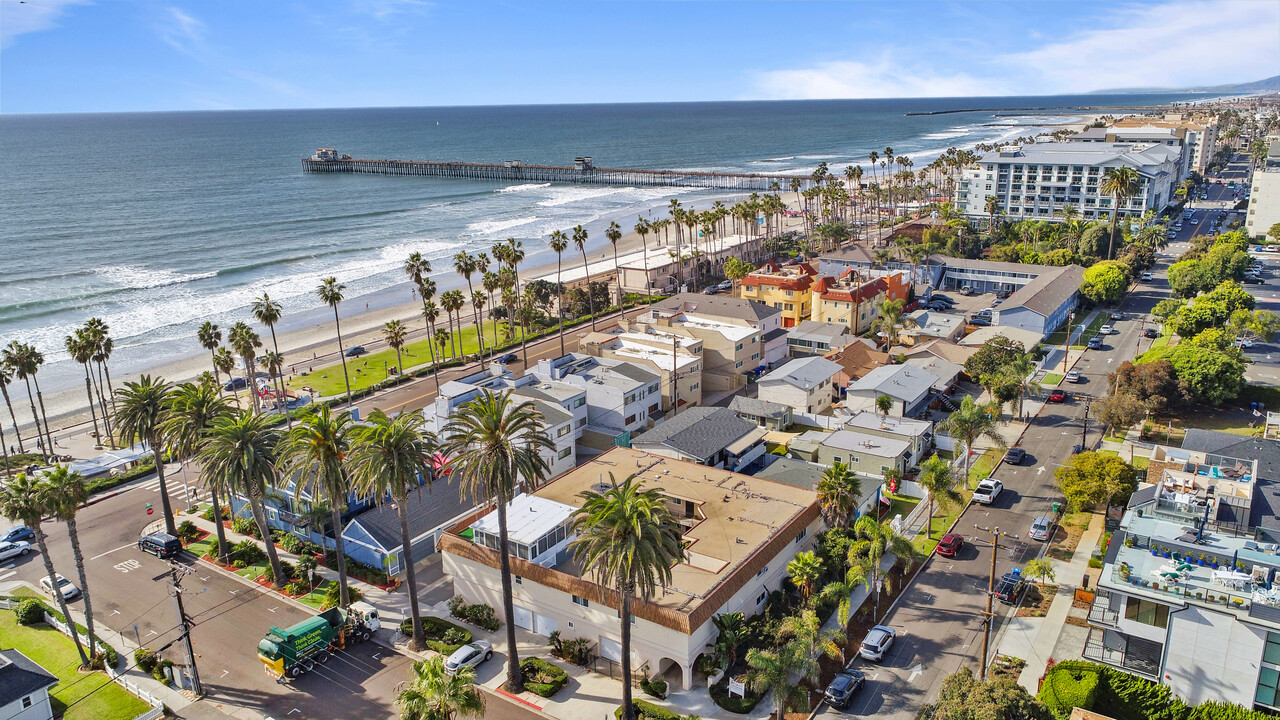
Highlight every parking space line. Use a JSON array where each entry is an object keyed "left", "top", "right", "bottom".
[
  {"left": 0, "top": 571, "right": 15, "bottom": 581},
  {"left": 89, "top": 544, "right": 133, "bottom": 561}
]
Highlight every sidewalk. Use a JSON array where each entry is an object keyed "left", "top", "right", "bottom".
[
  {"left": 995, "top": 514, "right": 1104, "bottom": 693},
  {"left": 1036, "top": 309, "right": 1104, "bottom": 384}
]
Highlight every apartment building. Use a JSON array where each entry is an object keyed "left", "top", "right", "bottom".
[
  {"left": 530, "top": 353, "right": 662, "bottom": 438},
  {"left": 1077, "top": 126, "right": 1190, "bottom": 178},
  {"left": 786, "top": 320, "right": 856, "bottom": 358},
  {"left": 844, "top": 364, "right": 938, "bottom": 417},
  {"left": 424, "top": 366, "right": 582, "bottom": 480},
  {"left": 737, "top": 261, "right": 818, "bottom": 328},
  {"left": 1246, "top": 140, "right": 1280, "bottom": 242},
  {"left": 631, "top": 406, "right": 767, "bottom": 471},
  {"left": 1111, "top": 114, "right": 1220, "bottom": 174},
  {"left": 787, "top": 428, "right": 911, "bottom": 479},
  {"left": 756, "top": 356, "right": 842, "bottom": 414},
  {"left": 809, "top": 271, "right": 911, "bottom": 334},
  {"left": 955, "top": 142, "right": 1182, "bottom": 222},
  {"left": 439, "top": 448, "right": 820, "bottom": 690},
  {"left": 580, "top": 327, "right": 703, "bottom": 413}
]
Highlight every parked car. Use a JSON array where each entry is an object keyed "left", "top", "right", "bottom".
[
  {"left": 1066, "top": 371, "right": 1082, "bottom": 383},
  {"left": 1140, "top": 272, "right": 1153, "bottom": 281},
  {"left": 960, "top": 285, "right": 974, "bottom": 295},
  {"left": 1005, "top": 448, "right": 1026, "bottom": 465},
  {"left": 40, "top": 573, "right": 80, "bottom": 601},
  {"left": 932, "top": 293, "right": 956, "bottom": 304},
  {"left": 936, "top": 533, "right": 964, "bottom": 558},
  {"left": 0, "top": 541, "right": 31, "bottom": 562},
  {"left": 858, "top": 625, "right": 896, "bottom": 662},
  {"left": 497, "top": 352, "right": 519, "bottom": 364},
  {"left": 973, "top": 479, "right": 1004, "bottom": 505},
  {"left": 1087, "top": 336, "right": 1102, "bottom": 349},
  {"left": 138, "top": 532, "right": 182, "bottom": 559},
  {"left": 1110, "top": 312, "right": 1123, "bottom": 321},
  {"left": 1028, "top": 516, "right": 1053, "bottom": 541},
  {"left": 444, "top": 641, "right": 493, "bottom": 675},
  {"left": 1, "top": 526, "right": 34, "bottom": 544},
  {"left": 1239, "top": 337, "right": 1255, "bottom": 348},
  {"left": 995, "top": 288, "right": 1012, "bottom": 299},
  {"left": 344, "top": 345, "right": 367, "bottom": 357},
  {"left": 1143, "top": 328, "right": 1159, "bottom": 338},
  {"left": 1244, "top": 275, "right": 1266, "bottom": 284},
  {"left": 1048, "top": 390, "right": 1067, "bottom": 402},
  {"left": 996, "top": 571, "right": 1028, "bottom": 605},
  {"left": 992, "top": 298, "right": 1004, "bottom": 307},
  {"left": 702, "top": 286, "right": 721, "bottom": 295},
  {"left": 1098, "top": 325, "right": 1115, "bottom": 335},
  {"left": 927, "top": 302, "right": 951, "bottom": 312},
  {"left": 223, "top": 377, "right": 248, "bottom": 391},
  {"left": 824, "top": 667, "right": 866, "bottom": 709},
  {"left": 717, "top": 280, "right": 733, "bottom": 291},
  {"left": 968, "top": 317, "right": 991, "bottom": 327}
]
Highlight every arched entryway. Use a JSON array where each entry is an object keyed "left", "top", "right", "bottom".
[{"left": 656, "top": 657, "right": 690, "bottom": 691}]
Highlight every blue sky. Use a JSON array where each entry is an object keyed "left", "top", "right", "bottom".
[{"left": 2, "top": 0, "right": 1277, "bottom": 113}]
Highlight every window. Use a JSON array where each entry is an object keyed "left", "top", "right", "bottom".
[
  {"left": 756, "top": 589, "right": 768, "bottom": 606},
  {"left": 649, "top": 403, "right": 660, "bottom": 413},
  {"left": 751, "top": 337, "right": 757, "bottom": 344},
  {"left": 616, "top": 610, "right": 637, "bottom": 624},
  {"left": 573, "top": 595, "right": 589, "bottom": 607},
  {"left": 574, "top": 397, "right": 586, "bottom": 408},
  {"left": 515, "top": 576, "right": 522, "bottom": 585},
  {"left": 649, "top": 384, "right": 660, "bottom": 394},
  {"left": 691, "top": 383, "right": 699, "bottom": 391},
  {"left": 1124, "top": 597, "right": 1169, "bottom": 628},
  {"left": 755, "top": 565, "right": 769, "bottom": 578},
  {"left": 735, "top": 361, "right": 743, "bottom": 369},
  {"left": 577, "top": 418, "right": 587, "bottom": 428},
  {"left": 625, "top": 414, "right": 637, "bottom": 425},
  {"left": 567, "top": 621, "right": 575, "bottom": 629},
  {"left": 21, "top": 697, "right": 31, "bottom": 709},
  {"left": 795, "top": 528, "right": 808, "bottom": 543},
  {"left": 557, "top": 425, "right": 571, "bottom": 437},
  {"left": 625, "top": 393, "right": 637, "bottom": 403},
  {"left": 751, "top": 353, "right": 759, "bottom": 361},
  {"left": 1259, "top": 666, "right": 1280, "bottom": 708},
  {"left": 785, "top": 304, "right": 794, "bottom": 311},
  {"left": 736, "top": 343, "right": 744, "bottom": 351},
  {"left": 558, "top": 447, "right": 572, "bottom": 460},
  {"left": 1265, "top": 632, "right": 1280, "bottom": 665}
]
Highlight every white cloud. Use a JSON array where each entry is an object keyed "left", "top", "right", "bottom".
[
  {"left": 752, "top": 0, "right": 1279, "bottom": 100},
  {"left": 157, "top": 7, "right": 205, "bottom": 55},
  {"left": 752, "top": 58, "right": 1003, "bottom": 100},
  {"left": 0, "top": 0, "right": 89, "bottom": 50}
]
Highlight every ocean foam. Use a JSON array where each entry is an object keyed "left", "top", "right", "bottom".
[
  {"left": 95, "top": 265, "right": 218, "bottom": 290},
  {"left": 496, "top": 183, "right": 552, "bottom": 193},
  {"left": 464, "top": 216, "right": 540, "bottom": 235}
]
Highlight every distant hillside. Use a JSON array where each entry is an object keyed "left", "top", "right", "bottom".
[{"left": 1091, "top": 75, "right": 1280, "bottom": 95}]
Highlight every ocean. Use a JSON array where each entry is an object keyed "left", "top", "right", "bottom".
[{"left": 0, "top": 92, "right": 1210, "bottom": 395}]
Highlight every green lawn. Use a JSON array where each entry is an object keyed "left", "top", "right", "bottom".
[
  {"left": 1073, "top": 314, "right": 1109, "bottom": 349},
  {"left": 0, "top": 610, "right": 150, "bottom": 720},
  {"left": 1061, "top": 511, "right": 1092, "bottom": 530},
  {"left": 968, "top": 448, "right": 1002, "bottom": 485},
  {"left": 287, "top": 320, "right": 514, "bottom": 398},
  {"left": 296, "top": 581, "right": 332, "bottom": 610},
  {"left": 1043, "top": 372, "right": 1064, "bottom": 386},
  {"left": 1096, "top": 449, "right": 1150, "bottom": 470},
  {"left": 873, "top": 494, "right": 922, "bottom": 524},
  {"left": 912, "top": 489, "right": 973, "bottom": 556}
]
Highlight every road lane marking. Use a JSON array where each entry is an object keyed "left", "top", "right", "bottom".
[
  {"left": 229, "top": 590, "right": 238, "bottom": 595},
  {"left": 372, "top": 652, "right": 381, "bottom": 660},
  {"left": 147, "top": 630, "right": 158, "bottom": 637},
  {"left": 90, "top": 544, "right": 133, "bottom": 561},
  {"left": 221, "top": 669, "right": 229, "bottom": 678},
  {"left": 0, "top": 571, "right": 15, "bottom": 581},
  {"left": 269, "top": 607, "right": 278, "bottom": 613},
  {"left": 1038, "top": 467, "right": 1045, "bottom": 474},
  {"left": 114, "top": 559, "right": 142, "bottom": 573},
  {"left": 908, "top": 664, "right": 924, "bottom": 683},
  {"left": 110, "top": 610, "right": 120, "bottom": 616}
]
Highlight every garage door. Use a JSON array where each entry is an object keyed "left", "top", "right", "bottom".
[
  {"left": 599, "top": 635, "right": 622, "bottom": 663},
  {"left": 533, "top": 613, "right": 559, "bottom": 637},
  {"left": 512, "top": 605, "right": 533, "bottom": 631}
]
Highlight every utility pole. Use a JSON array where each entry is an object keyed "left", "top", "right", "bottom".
[
  {"left": 1061, "top": 310, "right": 1074, "bottom": 375},
  {"left": 1082, "top": 396, "right": 1093, "bottom": 450},
  {"left": 157, "top": 564, "right": 203, "bottom": 697},
  {"left": 670, "top": 335, "right": 679, "bottom": 416},
  {"left": 972, "top": 524, "right": 1018, "bottom": 681}
]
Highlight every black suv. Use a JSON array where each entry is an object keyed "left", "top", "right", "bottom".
[
  {"left": 824, "top": 667, "right": 865, "bottom": 709},
  {"left": 996, "top": 571, "right": 1027, "bottom": 605}
]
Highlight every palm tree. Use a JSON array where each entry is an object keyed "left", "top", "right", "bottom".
[
  {"left": 348, "top": 410, "right": 437, "bottom": 651},
  {"left": 938, "top": 395, "right": 1008, "bottom": 489},
  {"left": 278, "top": 406, "right": 355, "bottom": 608},
  {"left": 1100, "top": 166, "right": 1141, "bottom": 259},
  {"left": 261, "top": 351, "right": 287, "bottom": 416},
  {"left": 570, "top": 473, "right": 684, "bottom": 719},
  {"left": 786, "top": 550, "right": 823, "bottom": 605},
  {"left": 453, "top": 252, "right": 486, "bottom": 367},
  {"left": 83, "top": 318, "right": 118, "bottom": 439},
  {"left": 871, "top": 299, "right": 915, "bottom": 354},
  {"left": 442, "top": 390, "right": 553, "bottom": 691},
  {"left": 709, "top": 611, "right": 746, "bottom": 671},
  {"left": 434, "top": 328, "right": 451, "bottom": 363},
  {"left": 228, "top": 322, "right": 263, "bottom": 413},
  {"left": 0, "top": 473, "right": 90, "bottom": 667},
  {"left": 252, "top": 293, "right": 289, "bottom": 425},
  {"left": 634, "top": 218, "right": 652, "bottom": 304},
  {"left": 199, "top": 410, "right": 286, "bottom": 588},
  {"left": 779, "top": 607, "right": 843, "bottom": 670},
  {"left": 605, "top": 221, "right": 624, "bottom": 308},
  {"left": 382, "top": 319, "right": 408, "bottom": 377},
  {"left": 482, "top": 270, "right": 502, "bottom": 352},
  {"left": 395, "top": 656, "right": 486, "bottom": 720},
  {"left": 316, "top": 277, "right": 354, "bottom": 405},
  {"left": 0, "top": 365, "right": 26, "bottom": 455},
  {"left": 4, "top": 342, "right": 53, "bottom": 456},
  {"left": 441, "top": 290, "right": 466, "bottom": 359},
  {"left": 163, "top": 382, "right": 233, "bottom": 562},
  {"left": 572, "top": 225, "right": 596, "bottom": 330},
  {"left": 422, "top": 300, "right": 443, "bottom": 391},
  {"left": 745, "top": 646, "right": 806, "bottom": 720},
  {"left": 197, "top": 322, "right": 224, "bottom": 393},
  {"left": 405, "top": 253, "right": 441, "bottom": 391},
  {"left": 916, "top": 454, "right": 960, "bottom": 539},
  {"left": 65, "top": 331, "right": 102, "bottom": 448},
  {"left": 501, "top": 238, "right": 530, "bottom": 363},
  {"left": 43, "top": 466, "right": 100, "bottom": 661},
  {"left": 875, "top": 393, "right": 893, "bottom": 418},
  {"left": 816, "top": 462, "right": 861, "bottom": 529},
  {"left": 848, "top": 514, "right": 917, "bottom": 620},
  {"left": 214, "top": 348, "right": 237, "bottom": 400},
  {"left": 548, "top": 230, "right": 569, "bottom": 355},
  {"left": 1005, "top": 353, "right": 1040, "bottom": 419},
  {"left": 114, "top": 375, "right": 179, "bottom": 536}
]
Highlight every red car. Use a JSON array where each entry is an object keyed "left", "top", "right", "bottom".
[
  {"left": 936, "top": 533, "right": 963, "bottom": 558},
  {"left": 1048, "top": 390, "right": 1067, "bottom": 403}
]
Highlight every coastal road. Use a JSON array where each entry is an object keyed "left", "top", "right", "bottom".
[
  {"left": 814, "top": 246, "right": 1179, "bottom": 719},
  {"left": 5, "top": 477, "right": 409, "bottom": 720}
]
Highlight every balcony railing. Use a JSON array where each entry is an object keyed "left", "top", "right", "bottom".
[
  {"left": 1083, "top": 627, "right": 1162, "bottom": 678},
  {"left": 1087, "top": 590, "right": 1119, "bottom": 626}
]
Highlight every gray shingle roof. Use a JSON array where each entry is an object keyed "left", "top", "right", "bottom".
[
  {"left": 651, "top": 294, "right": 781, "bottom": 323},
  {"left": 847, "top": 364, "right": 938, "bottom": 402},
  {"left": 729, "top": 395, "right": 792, "bottom": 421},
  {"left": 0, "top": 650, "right": 57, "bottom": 707},
  {"left": 760, "top": 356, "right": 842, "bottom": 390},
  {"left": 632, "top": 406, "right": 756, "bottom": 461},
  {"left": 753, "top": 457, "right": 824, "bottom": 491},
  {"left": 789, "top": 321, "right": 850, "bottom": 343},
  {"left": 346, "top": 480, "right": 473, "bottom": 552},
  {"left": 1000, "top": 265, "right": 1084, "bottom": 318}
]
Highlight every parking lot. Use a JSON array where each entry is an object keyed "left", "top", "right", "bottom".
[{"left": 922, "top": 289, "right": 1001, "bottom": 321}]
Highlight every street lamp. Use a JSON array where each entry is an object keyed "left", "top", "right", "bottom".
[{"left": 1062, "top": 310, "right": 1075, "bottom": 375}]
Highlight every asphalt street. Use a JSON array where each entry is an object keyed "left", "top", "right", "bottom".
[{"left": 815, "top": 240, "right": 1183, "bottom": 719}]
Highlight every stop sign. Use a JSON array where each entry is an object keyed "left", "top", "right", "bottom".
[{"left": 146, "top": 507, "right": 154, "bottom": 515}]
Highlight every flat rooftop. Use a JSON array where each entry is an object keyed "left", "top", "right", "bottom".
[
  {"left": 535, "top": 448, "right": 816, "bottom": 614},
  {"left": 662, "top": 314, "right": 757, "bottom": 342}
]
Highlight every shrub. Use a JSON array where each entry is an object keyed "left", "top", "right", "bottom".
[
  {"left": 447, "top": 595, "right": 465, "bottom": 617},
  {"left": 640, "top": 676, "right": 668, "bottom": 699},
  {"left": 153, "top": 658, "right": 174, "bottom": 686},
  {"left": 447, "top": 596, "right": 502, "bottom": 631},
  {"left": 176, "top": 520, "right": 200, "bottom": 541},
  {"left": 13, "top": 598, "right": 45, "bottom": 626},
  {"left": 1088, "top": 557, "right": 1103, "bottom": 569},
  {"left": 320, "top": 582, "right": 363, "bottom": 610},
  {"left": 232, "top": 559, "right": 247, "bottom": 569},
  {"left": 520, "top": 658, "right": 568, "bottom": 698},
  {"left": 134, "top": 648, "right": 158, "bottom": 674},
  {"left": 561, "top": 637, "right": 593, "bottom": 666},
  {"left": 273, "top": 531, "right": 302, "bottom": 554},
  {"left": 710, "top": 675, "right": 763, "bottom": 714},
  {"left": 614, "top": 700, "right": 697, "bottom": 720},
  {"left": 1038, "top": 661, "right": 1101, "bottom": 718},
  {"left": 442, "top": 628, "right": 469, "bottom": 646},
  {"left": 230, "top": 539, "right": 265, "bottom": 565}
]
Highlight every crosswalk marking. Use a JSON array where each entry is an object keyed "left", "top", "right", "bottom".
[{"left": 0, "top": 571, "right": 16, "bottom": 582}]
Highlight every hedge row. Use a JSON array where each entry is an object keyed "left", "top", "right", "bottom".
[
  {"left": 1038, "top": 660, "right": 1273, "bottom": 720},
  {"left": 520, "top": 657, "right": 568, "bottom": 698},
  {"left": 399, "top": 615, "right": 474, "bottom": 655},
  {"left": 614, "top": 699, "right": 700, "bottom": 720}
]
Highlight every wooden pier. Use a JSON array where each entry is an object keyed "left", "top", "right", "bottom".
[{"left": 302, "top": 152, "right": 813, "bottom": 192}]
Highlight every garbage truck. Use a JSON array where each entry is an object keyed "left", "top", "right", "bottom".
[{"left": 257, "top": 602, "right": 381, "bottom": 679}]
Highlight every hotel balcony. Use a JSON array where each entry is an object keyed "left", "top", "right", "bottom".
[
  {"left": 1087, "top": 589, "right": 1120, "bottom": 626},
  {"left": 1083, "top": 627, "right": 1162, "bottom": 679}
]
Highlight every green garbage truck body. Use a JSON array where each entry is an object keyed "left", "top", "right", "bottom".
[{"left": 258, "top": 601, "right": 380, "bottom": 679}]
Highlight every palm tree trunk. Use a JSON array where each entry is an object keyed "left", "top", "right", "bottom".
[
  {"left": 249, "top": 493, "right": 285, "bottom": 589},
  {"left": 620, "top": 588, "right": 636, "bottom": 720},
  {"left": 465, "top": 282, "right": 486, "bottom": 369},
  {"left": 94, "top": 363, "right": 115, "bottom": 448},
  {"left": 209, "top": 350, "right": 222, "bottom": 395},
  {"left": 1107, "top": 202, "right": 1120, "bottom": 260},
  {"left": 66, "top": 517, "right": 98, "bottom": 661},
  {"left": 331, "top": 503, "right": 351, "bottom": 608},
  {"left": 397, "top": 499, "right": 425, "bottom": 652},
  {"left": 154, "top": 447, "right": 178, "bottom": 537},
  {"left": 269, "top": 327, "right": 292, "bottom": 428},
  {"left": 210, "top": 486, "right": 231, "bottom": 563},
  {"left": 612, "top": 245, "right": 622, "bottom": 309},
  {"left": 495, "top": 498, "right": 523, "bottom": 692},
  {"left": 332, "top": 309, "right": 353, "bottom": 406},
  {"left": 22, "top": 379, "right": 45, "bottom": 457},
  {"left": 580, "top": 249, "right": 597, "bottom": 331},
  {"left": 102, "top": 363, "right": 119, "bottom": 430},
  {"left": 555, "top": 256, "right": 566, "bottom": 356},
  {"left": 243, "top": 358, "right": 259, "bottom": 414},
  {"left": 0, "top": 384, "right": 24, "bottom": 454},
  {"left": 81, "top": 366, "right": 102, "bottom": 448},
  {"left": 512, "top": 266, "right": 529, "bottom": 365},
  {"left": 35, "top": 526, "right": 89, "bottom": 668}
]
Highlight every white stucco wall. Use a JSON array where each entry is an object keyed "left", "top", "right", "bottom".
[{"left": 1163, "top": 605, "right": 1265, "bottom": 708}]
